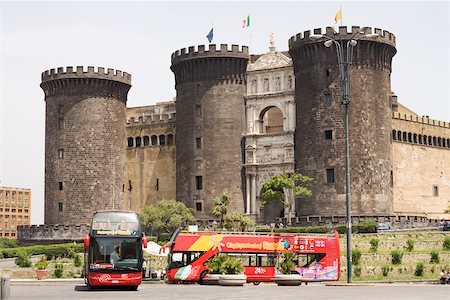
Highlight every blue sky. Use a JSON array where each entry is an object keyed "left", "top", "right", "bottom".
[{"left": 0, "top": 1, "right": 449, "bottom": 224}]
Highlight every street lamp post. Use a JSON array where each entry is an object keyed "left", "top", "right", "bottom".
[{"left": 310, "top": 29, "right": 378, "bottom": 283}]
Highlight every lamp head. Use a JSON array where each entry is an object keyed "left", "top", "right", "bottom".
[
  {"left": 349, "top": 40, "right": 357, "bottom": 47},
  {"left": 324, "top": 40, "right": 333, "bottom": 48}
]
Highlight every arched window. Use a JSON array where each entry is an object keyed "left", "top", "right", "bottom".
[
  {"left": 263, "top": 78, "right": 269, "bottom": 92},
  {"left": 423, "top": 135, "right": 428, "bottom": 145},
  {"left": 402, "top": 132, "right": 407, "bottom": 141},
  {"left": 437, "top": 137, "right": 442, "bottom": 147},
  {"left": 143, "top": 136, "right": 150, "bottom": 146},
  {"left": 447, "top": 138, "right": 450, "bottom": 148},
  {"left": 443, "top": 138, "right": 446, "bottom": 148},
  {"left": 135, "top": 137, "right": 142, "bottom": 148},
  {"left": 418, "top": 134, "right": 423, "bottom": 144},
  {"left": 432, "top": 136, "right": 437, "bottom": 146},
  {"left": 159, "top": 134, "right": 166, "bottom": 146},
  {"left": 127, "top": 137, "right": 134, "bottom": 148},
  {"left": 408, "top": 132, "right": 412, "bottom": 143},
  {"left": 167, "top": 134, "right": 174, "bottom": 145},
  {"left": 259, "top": 106, "right": 284, "bottom": 134},
  {"left": 428, "top": 136, "right": 432, "bottom": 145},
  {"left": 392, "top": 130, "right": 397, "bottom": 140},
  {"left": 151, "top": 135, "right": 157, "bottom": 146},
  {"left": 413, "top": 133, "right": 417, "bottom": 144},
  {"left": 251, "top": 79, "right": 257, "bottom": 93},
  {"left": 397, "top": 131, "right": 402, "bottom": 141}
]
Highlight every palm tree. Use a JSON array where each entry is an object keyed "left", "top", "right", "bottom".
[{"left": 212, "top": 191, "right": 229, "bottom": 227}]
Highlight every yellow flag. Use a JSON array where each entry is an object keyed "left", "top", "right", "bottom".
[{"left": 334, "top": 8, "right": 342, "bottom": 24}]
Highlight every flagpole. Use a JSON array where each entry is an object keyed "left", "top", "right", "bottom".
[{"left": 340, "top": 5, "right": 343, "bottom": 26}]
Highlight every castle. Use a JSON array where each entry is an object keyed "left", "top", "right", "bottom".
[{"left": 39, "top": 26, "right": 450, "bottom": 227}]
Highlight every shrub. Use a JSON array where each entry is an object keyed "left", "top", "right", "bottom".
[
  {"left": 0, "top": 238, "right": 19, "bottom": 248},
  {"left": 369, "top": 238, "right": 379, "bottom": 253},
  {"left": 158, "top": 233, "right": 172, "bottom": 243},
  {"left": 280, "top": 253, "right": 298, "bottom": 274},
  {"left": 415, "top": 262, "right": 424, "bottom": 277},
  {"left": 353, "top": 266, "right": 362, "bottom": 277},
  {"left": 205, "top": 253, "right": 228, "bottom": 274},
  {"left": 15, "top": 250, "right": 32, "bottom": 268},
  {"left": 1, "top": 243, "right": 83, "bottom": 259},
  {"left": 35, "top": 256, "right": 48, "bottom": 270},
  {"left": 54, "top": 263, "right": 64, "bottom": 278},
  {"left": 220, "top": 255, "right": 244, "bottom": 275},
  {"left": 381, "top": 264, "right": 390, "bottom": 276},
  {"left": 352, "top": 248, "right": 362, "bottom": 266},
  {"left": 406, "top": 239, "right": 414, "bottom": 252},
  {"left": 430, "top": 250, "right": 440, "bottom": 264},
  {"left": 74, "top": 253, "right": 82, "bottom": 267},
  {"left": 356, "top": 220, "right": 377, "bottom": 233},
  {"left": 443, "top": 237, "right": 450, "bottom": 250},
  {"left": 391, "top": 250, "right": 403, "bottom": 265}
]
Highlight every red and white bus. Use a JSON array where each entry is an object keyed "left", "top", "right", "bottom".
[
  {"left": 165, "top": 229, "right": 340, "bottom": 284},
  {"left": 84, "top": 210, "right": 148, "bottom": 289}
]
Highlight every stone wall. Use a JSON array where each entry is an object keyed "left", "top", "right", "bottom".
[
  {"left": 392, "top": 113, "right": 450, "bottom": 219},
  {"left": 17, "top": 224, "right": 89, "bottom": 246}
]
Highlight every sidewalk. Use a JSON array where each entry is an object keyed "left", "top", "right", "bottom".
[{"left": 10, "top": 278, "right": 165, "bottom": 286}]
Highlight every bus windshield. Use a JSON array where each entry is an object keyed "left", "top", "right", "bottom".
[{"left": 88, "top": 236, "right": 142, "bottom": 271}]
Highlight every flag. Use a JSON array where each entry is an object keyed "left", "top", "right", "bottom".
[
  {"left": 206, "top": 28, "right": 214, "bottom": 43},
  {"left": 334, "top": 8, "right": 342, "bottom": 24},
  {"left": 242, "top": 15, "right": 250, "bottom": 28}
]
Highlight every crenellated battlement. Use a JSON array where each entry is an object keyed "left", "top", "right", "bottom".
[
  {"left": 41, "top": 66, "right": 132, "bottom": 85},
  {"left": 288, "top": 26, "right": 396, "bottom": 48},
  {"left": 171, "top": 44, "right": 249, "bottom": 63},
  {"left": 126, "top": 113, "right": 176, "bottom": 126},
  {"left": 17, "top": 224, "right": 90, "bottom": 245},
  {"left": 393, "top": 112, "right": 450, "bottom": 128}
]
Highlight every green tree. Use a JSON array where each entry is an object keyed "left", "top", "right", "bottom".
[
  {"left": 261, "top": 173, "right": 313, "bottom": 225},
  {"left": 212, "top": 191, "right": 229, "bottom": 227},
  {"left": 223, "top": 212, "right": 255, "bottom": 232},
  {"left": 140, "top": 199, "right": 195, "bottom": 235}
]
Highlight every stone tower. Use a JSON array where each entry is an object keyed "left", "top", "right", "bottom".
[
  {"left": 288, "top": 27, "right": 397, "bottom": 217},
  {"left": 171, "top": 44, "right": 249, "bottom": 218},
  {"left": 40, "top": 66, "right": 131, "bottom": 224}
]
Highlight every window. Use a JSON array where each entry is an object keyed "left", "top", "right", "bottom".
[
  {"left": 324, "top": 130, "right": 333, "bottom": 140},
  {"left": 58, "top": 149, "right": 64, "bottom": 159},
  {"left": 326, "top": 168, "right": 335, "bottom": 184},
  {"left": 433, "top": 185, "right": 439, "bottom": 197},
  {"left": 159, "top": 135, "right": 166, "bottom": 146},
  {"left": 195, "top": 105, "right": 202, "bottom": 117},
  {"left": 326, "top": 69, "right": 331, "bottom": 77},
  {"left": 143, "top": 136, "right": 150, "bottom": 146},
  {"left": 167, "top": 134, "right": 174, "bottom": 145},
  {"left": 58, "top": 182, "right": 63, "bottom": 191},
  {"left": 135, "top": 137, "right": 142, "bottom": 148},
  {"left": 58, "top": 202, "right": 63, "bottom": 212},
  {"left": 151, "top": 135, "right": 158, "bottom": 145},
  {"left": 156, "top": 178, "right": 159, "bottom": 191},
  {"left": 196, "top": 137, "right": 203, "bottom": 150},
  {"left": 195, "top": 176, "right": 203, "bottom": 190},
  {"left": 195, "top": 201, "right": 203, "bottom": 212},
  {"left": 127, "top": 137, "right": 134, "bottom": 148},
  {"left": 58, "top": 118, "right": 64, "bottom": 130},
  {"left": 24, "top": 200, "right": 28, "bottom": 207}
]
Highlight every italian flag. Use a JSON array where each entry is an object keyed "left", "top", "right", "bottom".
[{"left": 242, "top": 15, "right": 250, "bottom": 28}]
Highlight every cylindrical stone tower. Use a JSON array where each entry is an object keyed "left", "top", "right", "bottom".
[
  {"left": 288, "top": 26, "right": 397, "bottom": 218},
  {"left": 171, "top": 44, "right": 249, "bottom": 219},
  {"left": 40, "top": 66, "right": 131, "bottom": 224}
]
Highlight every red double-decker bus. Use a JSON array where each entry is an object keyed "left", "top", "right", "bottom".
[
  {"left": 165, "top": 229, "right": 340, "bottom": 284},
  {"left": 84, "top": 210, "right": 148, "bottom": 290}
]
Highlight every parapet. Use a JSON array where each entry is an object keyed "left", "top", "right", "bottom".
[
  {"left": 289, "top": 26, "right": 396, "bottom": 48},
  {"left": 171, "top": 44, "right": 249, "bottom": 64},
  {"left": 392, "top": 112, "right": 450, "bottom": 128},
  {"left": 41, "top": 66, "right": 132, "bottom": 85}
]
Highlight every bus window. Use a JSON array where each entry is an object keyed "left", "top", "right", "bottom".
[
  {"left": 298, "top": 253, "right": 326, "bottom": 267},
  {"left": 257, "top": 254, "right": 276, "bottom": 267}
]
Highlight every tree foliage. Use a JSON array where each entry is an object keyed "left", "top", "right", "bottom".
[
  {"left": 223, "top": 211, "right": 255, "bottom": 232},
  {"left": 212, "top": 191, "right": 229, "bottom": 226},
  {"left": 140, "top": 199, "right": 195, "bottom": 234},
  {"left": 261, "top": 173, "right": 313, "bottom": 224}
]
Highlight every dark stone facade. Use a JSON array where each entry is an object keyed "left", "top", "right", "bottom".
[
  {"left": 171, "top": 45, "right": 249, "bottom": 218},
  {"left": 40, "top": 67, "right": 131, "bottom": 225},
  {"left": 289, "top": 26, "right": 397, "bottom": 217}
]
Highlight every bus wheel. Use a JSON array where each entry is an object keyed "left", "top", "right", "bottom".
[
  {"left": 199, "top": 271, "right": 208, "bottom": 285},
  {"left": 252, "top": 282, "right": 260, "bottom": 286}
]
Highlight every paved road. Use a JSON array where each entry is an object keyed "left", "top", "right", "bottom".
[{"left": 10, "top": 282, "right": 450, "bottom": 300}]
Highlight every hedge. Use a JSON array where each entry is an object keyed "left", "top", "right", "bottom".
[{"left": 0, "top": 243, "right": 84, "bottom": 259}]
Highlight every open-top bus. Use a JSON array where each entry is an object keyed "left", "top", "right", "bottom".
[
  {"left": 84, "top": 210, "right": 148, "bottom": 289},
  {"left": 165, "top": 229, "right": 340, "bottom": 284}
]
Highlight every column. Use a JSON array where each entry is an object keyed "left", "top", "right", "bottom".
[
  {"left": 251, "top": 175, "right": 257, "bottom": 214},
  {"left": 246, "top": 174, "right": 251, "bottom": 214}
]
